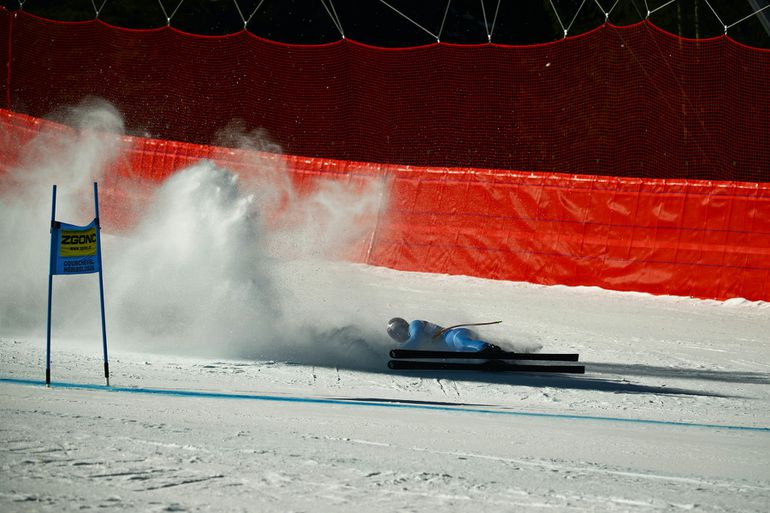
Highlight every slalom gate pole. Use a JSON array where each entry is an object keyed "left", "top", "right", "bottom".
[
  {"left": 94, "top": 182, "right": 110, "bottom": 386},
  {"left": 45, "top": 185, "right": 57, "bottom": 386}
]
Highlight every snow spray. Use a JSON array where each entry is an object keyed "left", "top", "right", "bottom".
[
  {"left": 0, "top": 99, "right": 125, "bottom": 332},
  {"left": 0, "top": 101, "right": 392, "bottom": 370}
]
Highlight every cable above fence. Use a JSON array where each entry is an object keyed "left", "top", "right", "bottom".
[
  {"left": 9, "top": 1, "right": 770, "bottom": 47},
  {"left": 1, "top": 9, "right": 769, "bottom": 182}
]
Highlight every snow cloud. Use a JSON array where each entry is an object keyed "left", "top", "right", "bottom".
[
  {"left": 0, "top": 99, "right": 125, "bottom": 331},
  {"left": 0, "top": 101, "right": 391, "bottom": 370}
]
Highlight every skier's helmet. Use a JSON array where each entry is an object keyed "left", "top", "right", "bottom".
[{"left": 387, "top": 317, "right": 410, "bottom": 343}]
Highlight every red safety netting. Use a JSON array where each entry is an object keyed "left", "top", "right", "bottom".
[
  {"left": 0, "top": 10, "right": 8, "bottom": 108},
  {"left": 2, "top": 9, "right": 769, "bottom": 182},
  {"left": 2, "top": 109, "right": 769, "bottom": 301}
]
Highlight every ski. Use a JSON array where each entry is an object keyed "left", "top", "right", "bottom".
[
  {"left": 388, "top": 359, "right": 585, "bottom": 374},
  {"left": 389, "top": 349, "right": 579, "bottom": 361}
]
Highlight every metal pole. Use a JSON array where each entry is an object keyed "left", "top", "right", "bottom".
[
  {"left": 46, "top": 185, "right": 57, "bottom": 386},
  {"left": 94, "top": 182, "right": 110, "bottom": 386}
]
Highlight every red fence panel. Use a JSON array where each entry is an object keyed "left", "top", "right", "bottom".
[
  {"left": 4, "top": 109, "right": 766, "bottom": 301},
  {"left": 370, "top": 168, "right": 770, "bottom": 300}
]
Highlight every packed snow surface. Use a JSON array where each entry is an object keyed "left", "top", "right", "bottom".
[
  {"left": 1, "top": 103, "right": 769, "bottom": 511},
  {"left": 3, "top": 263, "right": 770, "bottom": 512}
]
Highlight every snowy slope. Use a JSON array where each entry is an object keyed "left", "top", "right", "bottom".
[
  {"left": 2, "top": 104, "right": 770, "bottom": 511},
  {"left": 2, "top": 262, "right": 770, "bottom": 512}
]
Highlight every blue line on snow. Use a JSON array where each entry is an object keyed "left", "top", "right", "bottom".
[{"left": 2, "top": 376, "right": 768, "bottom": 433}]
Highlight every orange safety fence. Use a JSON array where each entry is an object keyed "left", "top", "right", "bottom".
[{"left": 2, "top": 108, "right": 768, "bottom": 301}]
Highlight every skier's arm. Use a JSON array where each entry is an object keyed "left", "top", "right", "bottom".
[{"left": 399, "top": 320, "right": 423, "bottom": 349}]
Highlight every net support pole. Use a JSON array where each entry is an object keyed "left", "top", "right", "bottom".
[
  {"left": 94, "top": 182, "right": 110, "bottom": 386},
  {"left": 45, "top": 185, "right": 57, "bottom": 386}
]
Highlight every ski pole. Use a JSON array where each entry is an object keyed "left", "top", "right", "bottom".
[{"left": 432, "top": 320, "right": 502, "bottom": 339}]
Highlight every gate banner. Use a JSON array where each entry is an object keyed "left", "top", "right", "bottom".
[{"left": 50, "top": 220, "right": 101, "bottom": 275}]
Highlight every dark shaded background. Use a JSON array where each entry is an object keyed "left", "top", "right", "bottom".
[{"left": 3, "top": 0, "right": 769, "bottom": 48}]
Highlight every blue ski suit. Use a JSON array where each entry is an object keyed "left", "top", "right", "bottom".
[{"left": 400, "top": 320, "right": 491, "bottom": 352}]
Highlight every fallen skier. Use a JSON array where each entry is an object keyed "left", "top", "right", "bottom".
[
  {"left": 386, "top": 317, "right": 584, "bottom": 373},
  {"left": 386, "top": 317, "right": 504, "bottom": 354}
]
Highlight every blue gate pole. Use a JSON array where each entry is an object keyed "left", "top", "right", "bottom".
[
  {"left": 94, "top": 182, "right": 110, "bottom": 386},
  {"left": 45, "top": 185, "right": 57, "bottom": 386}
]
